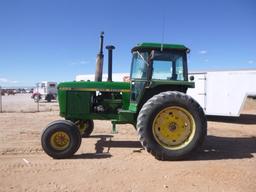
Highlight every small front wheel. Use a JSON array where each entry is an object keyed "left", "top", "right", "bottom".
[{"left": 41, "top": 120, "right": 82, "bottom": 159}]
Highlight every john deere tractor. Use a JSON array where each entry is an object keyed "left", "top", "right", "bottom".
[{"left": 41, "top": 32, "right": 207, "bottom": 160}]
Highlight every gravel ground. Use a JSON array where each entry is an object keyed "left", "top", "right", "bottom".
[{"left": 0, "top": 95, "right": 255, "bottom": 192}]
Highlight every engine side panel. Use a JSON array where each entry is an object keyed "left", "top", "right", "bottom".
[{"left": 58, "top": 81, "right": 131, "bottom": 121}]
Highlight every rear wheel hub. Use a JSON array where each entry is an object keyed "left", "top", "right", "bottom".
[
  {"left": 168, "top": 122, "right": 177, "bottom": 132},
  {"left": 152, "top": 106, "right": 196, "bottom": 150}
]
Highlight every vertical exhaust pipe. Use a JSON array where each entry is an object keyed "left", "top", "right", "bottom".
[
  {"left": 106, "top": 45, "right": 115, "bottom": 82},
  {"left": 95, "top": 32, "right": 104, "bottom": 82}
]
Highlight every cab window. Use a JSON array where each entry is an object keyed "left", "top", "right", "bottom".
[{"left": 151, "top": 51, "right": 186, "bottom": 81}]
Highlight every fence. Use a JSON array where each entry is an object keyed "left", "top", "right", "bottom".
[{"left": 0, "top": 90, "right": 59, "bottom": 113}]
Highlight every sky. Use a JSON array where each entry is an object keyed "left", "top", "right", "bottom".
[{"left": 0, "top": 0, "right": 255, "bottom": 87}]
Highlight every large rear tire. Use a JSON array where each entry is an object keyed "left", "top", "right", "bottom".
[
  {"left": 41, "top": 120, "right": 82, "bottom": 159},
  {"left": 137, "top": 91, "right": 207, "bottom": 160}
]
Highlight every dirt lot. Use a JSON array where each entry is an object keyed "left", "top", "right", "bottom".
[{"left": 0, "top": 95, "right": 256, "bottom": 192}]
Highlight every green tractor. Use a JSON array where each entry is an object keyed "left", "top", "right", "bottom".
[{"left": 41, "top": 32, "right": 207, "bottom": 160}]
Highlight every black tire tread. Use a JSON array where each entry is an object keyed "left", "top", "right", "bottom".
[{"left": 82, "top": 120, "right": 94, "bottom": 137}]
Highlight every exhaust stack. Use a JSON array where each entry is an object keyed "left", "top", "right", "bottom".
[
  {"left": 95, "top": 32, "right": 104, "bottom": 82},
  {"left": 106, "top": 45, "right": 115, "bottom": 82}
]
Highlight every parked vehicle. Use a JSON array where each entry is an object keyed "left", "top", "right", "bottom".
[
  {"left": 41, "top": 32, "right": 207, "bottom": 160},
  {"left": 0, "top": 89, "right": 5, "bottom": 95},
  {"left": 31, "top": 81, "right": 57, "bottom": 102},
  {"left": 6, "top": 89, "right": 16, "bottom": 95}
]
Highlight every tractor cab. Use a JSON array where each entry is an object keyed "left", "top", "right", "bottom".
[
  {"left": 131, "top": 43, "right": 189, "bottom": 81},
  {"left": 129, "top": 43, "right": 193, "bottom": 107}
]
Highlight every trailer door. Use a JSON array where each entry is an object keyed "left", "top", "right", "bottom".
[{"left": 187, "top": 73, "right": 207, "bottom": 111}]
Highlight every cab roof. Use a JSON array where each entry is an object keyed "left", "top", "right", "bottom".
[{"left": 131, "top": 42, "right": 188, "bottom": 52}]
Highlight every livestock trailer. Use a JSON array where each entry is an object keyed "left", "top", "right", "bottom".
[{"left": 187, "top": 69, "right": 256, "bottom": 116}]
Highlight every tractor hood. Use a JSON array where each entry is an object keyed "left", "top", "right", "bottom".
[{"left": 58, "top": 81, "right": 130, "bottom": 93}]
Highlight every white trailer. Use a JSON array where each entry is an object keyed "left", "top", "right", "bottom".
[
  {"left": 32, "top": 81, "right": 57, "bottom": 102},
  {"left": 187, "top": 69, "right": 256, "bottom": 116}
]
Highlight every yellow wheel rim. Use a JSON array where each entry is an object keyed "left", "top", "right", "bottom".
[
  {"left": 152, "top": 106, "right": 196, "bottom": 150},
  {"left": 50, "top": 131, "right": 70, "bottom": 150}
]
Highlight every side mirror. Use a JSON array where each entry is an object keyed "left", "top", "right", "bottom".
[{"left": 189, "top": 76, "right": 194, "bottom": 81}]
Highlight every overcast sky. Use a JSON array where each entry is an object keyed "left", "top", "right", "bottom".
[{"left": 0, "top": 0, "right": 255, "bottom": 87}]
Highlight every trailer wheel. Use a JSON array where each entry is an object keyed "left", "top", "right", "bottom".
[
  {"left": 41, "top": 120, "right": 82, "bottom": 159},
  {"left": 76, "top": 120, "right": 94, "bottom": 137},
  {"left": 137, "top": 91, "right": 207, "bottom": 160}
]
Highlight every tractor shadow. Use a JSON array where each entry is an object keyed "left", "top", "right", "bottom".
[
  {"left": 207, "top": 114, "right": 256, "bottom": 125},
  {"left": 72, "top": 134, "right": 256, "bottom": 161},
  {"left": 189, "top": 135, "right": 256, "bottom": 161},
  {"left": 71, "top": 135, "right": 143, "bottom": 160}
]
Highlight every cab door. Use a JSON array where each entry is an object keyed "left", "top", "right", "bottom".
[{"left": 130, "top": 52, "right": 149, "bottom": 104}]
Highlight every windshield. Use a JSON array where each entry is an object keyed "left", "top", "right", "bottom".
[
  {"left": 152, "top": 51, "right": 186, "bottom": 81},
  {"left": 130, "top": 52, "right": 149, "bottom": 80}
]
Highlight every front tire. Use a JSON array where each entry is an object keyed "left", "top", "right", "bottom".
[
  {"left": 137, "top": 91, "right": 207, "bottom": 160},
  {"left": 41, "top": 120, "right": 82, "bottom": 159}
]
